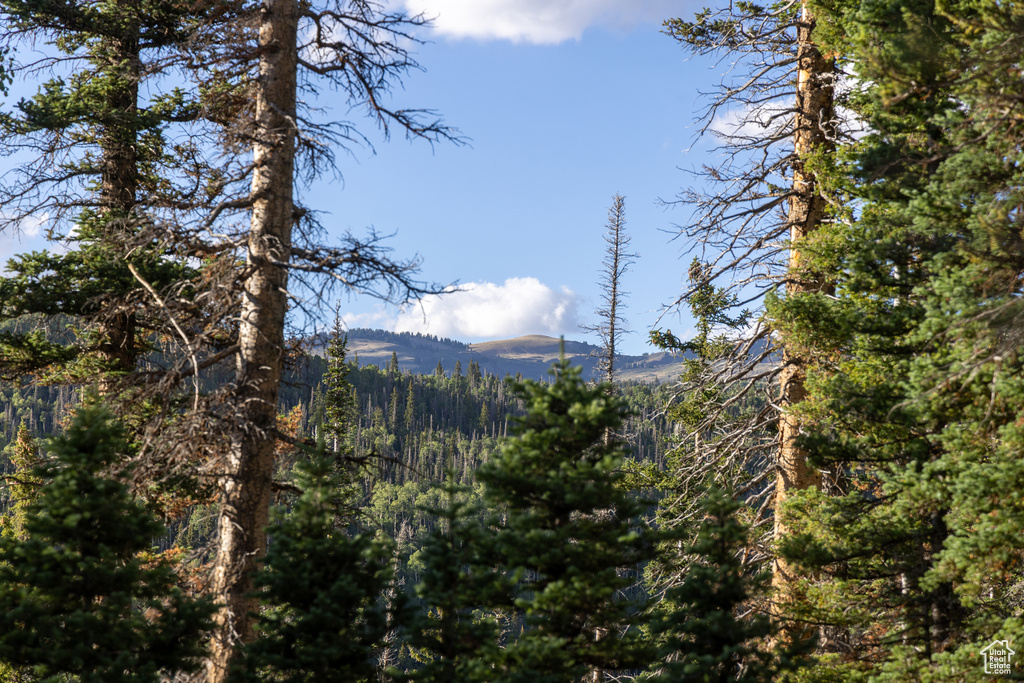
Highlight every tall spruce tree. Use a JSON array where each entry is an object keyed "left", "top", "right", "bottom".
[
  {"left": 0, "top": 405, "right": 215, "bottom": 681},
  {"left": 0, "top": 0, "right": 214, "bottom": 395},
  {"left": 475, "top": 356, "right": 655, "bottom": 683},
  {"left": 405, "top": 475, "right": 505, "bottom": 683},
  {"left": 0, "top": 423, "right": 41, "bottom": 540},
  {"left": 227, "top": 453, "right": 395, "bottom": 683},
  {"left": 771, "top": 0, "right": 1024, "bottom": 677}
]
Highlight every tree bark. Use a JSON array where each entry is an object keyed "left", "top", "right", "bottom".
[
  {"left": 207, "top": 0, "right": 298, "bottom": 679},
  {"left": 772, "top": 0, "right": 835, "bottom": 622},
  {"left": 97, "top": 16, "right": 141, "bottom": 394}
]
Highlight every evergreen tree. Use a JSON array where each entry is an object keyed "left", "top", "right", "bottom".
[
  {"left": 0, "top": 0, "right": 212, "bottom": 393},
  {"left": 649, "top": 489, "right": 804, "bottom": 683},
  {"left": 478, "top": 400, "right": 491, "bottom": 434},
  {"left": 324, "top": 322, "right": 356, "bottom": 452},
  {"left": 0, "top": 405, "right": 215, "bottom": 681},
  {"left": 405, "top": 475, "right": 505, "bottom": 683},
  {"left": 403, "top": 378, "right": 417, "bottom": 435},
  {"left": 0, "top": 423, "right": 41, "bottom": 540},
  {"left": 771, "top": 0, "right": 1024, "bottom": 676},
  {"left": 476, "top": 356, "right": 655, "bottom": 682},
  {"left": 228, "top": 453, "right": 395, "bottom": 683}
]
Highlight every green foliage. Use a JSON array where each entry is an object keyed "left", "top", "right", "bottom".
[
  {"left": 0, "top": 329, "right": 79, "bottom": 380},
  {"left": 0, "top": 405, "right": 214, "bottom": 682},
  {"left": 649, "top": 489, "right": 805, "bottom": 683},
  {"left": 663, "top": 2, "right": 798, "bottom": 51},
  {"left": 0, "top": 423, "right": 41, "bottom": 539},
  {"left": 476, "top": 356, "right": 656, "bottom": 682},
  {"left": 404, "top": 475, "right": 505, "bottom": 683},
  {"left": 767, "top": 0, "right": 1024, "bottom": 677},
  {"left": 0, "top": 0, "right": 211, "bottom": 392},
  {"left": 230, "top": 454, "right": 396, "bottom": 683},
  {"left": 651, "top": 258, "right": 751, "bottom": 431},
  {"left": 322, "top": 323, "right": 357, "bottom": 454}
]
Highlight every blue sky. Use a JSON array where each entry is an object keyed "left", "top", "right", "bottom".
[
  {"left": 320, "top": 0, "right": 719, "bottom": 355},
  {"left": 0, "top": 0, "right": 725, "bottom": 357}
]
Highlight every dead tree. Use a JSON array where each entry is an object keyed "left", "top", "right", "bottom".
[
  {"left": 771, "top": 0, "right": 836, "bottom": 625},
  {"left": 582, "top": 194, "right": 637, "bottom": 390},
  {"left": 1, "top": 1, "right": 459, "bottom": 680},
  {"left": 197, "top": 2, "right": 460, "bottom": 679},
  {"left": 659, "top": 0, "right": 839, "bottom": 601}
]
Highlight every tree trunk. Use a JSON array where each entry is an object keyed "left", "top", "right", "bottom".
[
  {"left": 927, "top": 509, "right": 962, "bottom": 653},
  {"left": 207, "top": 0, "right": 298, "bottom": 679},
  {"left": 772, "top": 0, "right": 834, "bottom": 622},
  {"left": 97, "top": 19, "right": 141, "bottom": 394}
]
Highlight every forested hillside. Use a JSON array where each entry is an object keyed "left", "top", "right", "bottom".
[
  {"left": 333, "top": 328, "right": 690, "bottom": 382},
  {"left": 1, "top": 334, "right": 674, "bottom": 469},
  {"left": 1, "top": 0, "right": 1023, "bottom": 681}
]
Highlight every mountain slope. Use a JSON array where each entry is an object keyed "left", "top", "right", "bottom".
[{"left": 339, "top": 329, "right": 687, "bottom": 383}]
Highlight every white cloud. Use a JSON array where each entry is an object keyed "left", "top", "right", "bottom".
[
  {"left": 343, "top": 277, "right": 582, "bottom": 339},
  {"left": 709, "top": 102, "right": 790, "bottom": 140},
  {"left": 708, "top": 71, "right": 870, "bottom": 142},
  {"left": 0, "top": 213, "right": 51, "bottom": 272},
  {"left": 19, "top": 213, "right": 48, "bottom": 237},
  {"left": 399, "top": 0, "right": 685, "bottom": 44}
]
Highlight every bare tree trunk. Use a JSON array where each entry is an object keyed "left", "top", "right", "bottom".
[
  {"left": 207, "top": 0, "right": 298, "bottom": 678},
  {"left": 603, "top": 195, "right": 625, "bottom": 387},
  {"left": 581, "top": 194, "right": 634, "bottom": 445},
  {"left": 772, "top": 0, "right": 834, "bottom": 625}
]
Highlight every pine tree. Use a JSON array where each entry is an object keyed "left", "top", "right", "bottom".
[
  {"left": 0, "top": 405, "right": 215, "bottom": 681},
  {"left": 476, "top": 356, "right": 655, "bottom": 683},
  {"left": 0, "top": 0, "right": 211, "bottom": 394},
  {"left": 405, "top": 476, "right": 505, "bottom": 683},
  {"left": 228, "top": 454, "right": 395, "bottom": 683},
  {"left": 0, "top": 423, "right": 42, "bottom": 540},
  {"left": 771, "top": 0, "right": 1024, "bottom": 676},
  {"left": 649, "top": 489, "right": 805, "bottom": 683},
  {"left": 324, "top": 322, "right": 356, "bottom": 452},
  {"left": 478, "top": 400, "right": 491, "bottom": 434},
  {"left": 404, "top": 378, "right": 418, "bottom": 435}
]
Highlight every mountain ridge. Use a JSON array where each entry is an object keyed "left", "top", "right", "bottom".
[{"left": 331, "top": 329, "right": 687, "bottom": 383}]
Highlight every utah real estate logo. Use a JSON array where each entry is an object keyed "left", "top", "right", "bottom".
[{"left": 981, "top": 639, "right": 1015, "bottom": 676}]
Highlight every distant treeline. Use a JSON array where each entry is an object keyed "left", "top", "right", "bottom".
[
  {"left": 2, "top": 348, "right": 675, "bottom": 494},
  {"left": 327, "top": 327, "right": 470, "bottom": 352}
]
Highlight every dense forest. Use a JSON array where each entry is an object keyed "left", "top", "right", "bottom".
[{"left": 1, "top": 0, "right": 1024, "bottom": 681}]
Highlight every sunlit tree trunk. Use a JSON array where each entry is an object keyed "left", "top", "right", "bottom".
[
  {"left": 207, "top": 0, "right": 298, "bottom": 678},
  {"left": 772, "top": 0, "right": 835, "bottom": 623}
]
